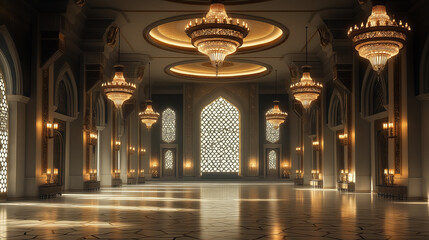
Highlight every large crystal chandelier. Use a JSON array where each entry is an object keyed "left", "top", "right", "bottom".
[
  {"left": 348, "top": 4, "right": 410, "bottom": 73},
  {"left": 290, "top": 27, "right": 323, "bottom": 110},
  {"left": 102, "top": 27, "right": 136, "bottom": 109},
  {"left": 266, "top": 70, "right": 287, "bottom": 129},
  {"left": 139, "top": 63, "right": 160, "bottom": 129},
  {"left": 185, "top": 0, "right": 249, "bottom": 68}
]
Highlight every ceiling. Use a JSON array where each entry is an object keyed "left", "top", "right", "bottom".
[{"left": 86, "top": 0, "right": 360, "bottom": 90}]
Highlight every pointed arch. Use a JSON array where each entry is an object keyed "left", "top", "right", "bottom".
[
  {"left": 200, "top": 96, "right": 240, "bottom": 173},
  {"left": 0, "top": 25, "right": 22, "bottom": 95},
  {"left": 361, "top": 66, "right": 388, "bottom": 118},
  {"left": 55, "top": 63, "right": 78, "bottom": 119},
  {"left": 161, "top": 108, "right": 176, "bottom": 143},
  {"left": 328, "top": 89, "right": 345, "bottom": 129}
]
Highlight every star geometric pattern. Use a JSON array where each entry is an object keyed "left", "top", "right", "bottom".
[
  {"left": 0, "top": 73, "right": 8, "bottom": 193},
  {"left": 201, "top": 97, "right": 240, "bottom": 173},
  {"left": 268, "top": 149, "right": 277, "bottom": 170},
  {"left": 162, "top": 108, "right": 176, "bottom": 143}
]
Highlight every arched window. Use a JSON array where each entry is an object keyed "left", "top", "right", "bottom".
[
  {"left": 162, "top": 108, "right": 176, "bottom": 143},
  {"left": 268, "top": 150, "right": 277, "bottom": 170},
  {"left": 266, "top": 114, "right": 280, "bottom": 143},
  {"left": 0, "top": 73, "right": 8, "bottom": 193},
  {"left": 201, "top": 97, "right": 240, "bottom": 173},
  {"left": 164, "top": 150, "right": 174, "bottom": 170}
]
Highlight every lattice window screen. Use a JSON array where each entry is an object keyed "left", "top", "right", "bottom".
[
  {"left": 162, "top": 108, "right": 176, "bottom": 143},
  {"left": 201, "top": 97, "right": 240, "bottom": 173},
  {"left": 0, "top": 73, "right": 8, "bottom": 193},
  {"left": 266, "top": 119, "right": 280, "bottom": 143},
  {"left": 268, "top": 150, "right": 277, "bottom": 170},
  {"left": 164, "top": 150, "right": 174, "bottom": 170}
]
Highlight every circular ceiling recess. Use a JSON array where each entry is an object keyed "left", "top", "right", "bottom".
[
  {"left": 145, "top": 14, "right": 288, "bottom": 54},
  {"left": 166, "top": 59, "right": 271, "bottom": 82},
  {"left": 164, "top": 0, "right": 271, "bottom": 5}
]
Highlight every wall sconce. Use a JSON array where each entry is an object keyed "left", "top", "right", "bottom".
[
  {"left": 151, "top": 162, "right": 159, "bottom": 178},
  {"left": 139, "top": 169, "right": 145, "bottom": 177},
  {"left": 113, "top": 169, "right": 120, "bottom": 179},
  {"left": 282, "top": 162, "right": 290, "bottom": 179},
  {"left": 384, "top": 168, "right": 395, "bottom": 185},
  {"left": 46, "top": 121, "right": 59, "bottom": 138},
  {"left": 114, "top": 140, "right": 121, "bottom": 151},
  {"left": 312, "top": 141, "right": 320, "bottom": 151},
  {"left": 311, "top": 169, "right": 320, "bottom": 180},
  {"left": 140, "top": 148, "right": 146, "bottom": 156},
  {"left": 185, "top": 161, "right": 192, "bottom": 169},
  {"left": 45, "top": 168, "right": 52, "bottom": 184},
  {"left": 295, "top": 169, "right": 303, "bottom": 179},
  {"left": 383, "top": 122, "right": 396, "bottom": 138},
  {"left": 89, "top": 131, "right": 98, "bottom": 146},
  {"left": 128, "top": 169, "right": 136, "bottom": 178},
  {"left": 338, "top": 133, "right": 350, "bottom": 145},
  {"left": 296, "top": 147, "right": 303, "bottom": 155},
  {"left": 249, "top": 162, "right": 257, "bottom": 168},
  {"left": 128, "top": 146, "right": 136, "bottom": 154},
  {"left": 89, "top": 169, "right": 97, "bottom": 181}
]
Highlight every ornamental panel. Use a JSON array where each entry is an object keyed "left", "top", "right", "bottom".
[
  {"left": 0, "top": 73, "right": 8, "bottom": 194},
  {"left": 162, "top": 108, "right": 176, "bottom": 143},
  {"left": 201, "top": 97, "right": 240, "bottom": 173}
]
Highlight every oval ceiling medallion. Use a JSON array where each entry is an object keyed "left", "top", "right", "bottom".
[
  {"left": 166, "top": 59, "right": 271, "bottom": 82},
  {"left": 145, "top": 14, "right": 288, "bottom": 54},
  {"left": 164, "top": 0, "right": 271, "bottom": 5}
]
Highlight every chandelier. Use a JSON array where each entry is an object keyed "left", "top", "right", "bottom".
[
  {"left": 139, "top": 63, "right": 159, "bottom": 129},
  {"left": 290, "top": 27, "right": 322, "bottom": 110},
  {"left": 102, "top": 65, "right": 136, "bottom": 109},
  {"left": 266, "top": 70, "right": 287, "bottom": 129},
  {"left": 139, "top": 100, "right": 160, "bottom": 128},
  {"left": 348, "top": 4, "right": 410, "bottom": 73},
  {"left": 290, "top": 66, "right": 323, "bottom": 109},
  {"left": 185, "top": 1, "right": 249, "bottom": 68},
  {"left": 102, "top": 27, "right": 136, "bottom": 109}
]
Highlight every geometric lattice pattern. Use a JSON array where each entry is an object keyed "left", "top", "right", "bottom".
[
  {"left": 266, "top": 118, "right": 280, "bottom": 143},
  {"left": 164, "top": 150, "right": 174, "bottom": 170},
  {"left": 268, "top": 150, "right": 277, "bottom": 170},
  {"left": 0, "top": 73, "right": 8, "bottom": 193},
  {"left": 201, "top": 97, "right": 240, "bottom": 173},
  {"left": 162, "top": 108, "right": 176, "bottom": 143}
]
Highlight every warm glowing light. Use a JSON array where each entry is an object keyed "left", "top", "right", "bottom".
[
  {"left": 185, "top": 3, "right": 249, "bottom": 68},
  {"left": 46, "top": 168, "right": 51, "bottom": 175},
  {"left": 290, "top": 67, "right": 323, "bottom": 109},
  {"left": 265, "top": 100, "right": 287, "bottom": 129},
  {"left": 101, "top": 65, "right": 136, "bottom": 109},
  {"left": 169, "top": 64, "right": 267, "bottom": 78},
  {"left": 53, "top": 168, "right": 58, "bottom": 175},
  {"left": 139, "top": 100, "right": 160, "bottom": 129},
  {"left": 312, "top": 141, "right": 319, "bottom": 146},
  {"left": 348, "top": 5, "right": 410, "bottom": 73}
]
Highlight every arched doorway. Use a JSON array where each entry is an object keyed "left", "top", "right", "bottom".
[{"left": 200, "top": 97, "right": 240, "bottom": 176}]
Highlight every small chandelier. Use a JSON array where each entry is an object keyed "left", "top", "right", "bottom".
[
  {"left": 102, "top": 27, "right": 136, "bottom": 109},
  {"left": 290, "top": 27, "right": 323, "bottom": 110},
  {"left": 139, "top": 100, "right": 160, "bottom": 128},
  {"left": 185, "top": 0, "right": 249, "bottom": 68},
  {"left": 102, "top": 65, "right": 136, "bottom": 109},
  {"left": 139, "top": 62, "right": 159, "bottom": 129},
  {"left": 266, "top": 70, "right": 287, "bottom": 129},
  {"left": 348, "top": 3, "right": 410, "bottom": 73}
]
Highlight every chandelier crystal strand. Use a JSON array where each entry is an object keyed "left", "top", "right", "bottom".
[
  {"left": 102, "top": 27, "right": 136, "bottom": 109},
  {"left": 266, "top": 70, "right": 287, "bottom": 129},
  {"left": 185, "top": 2, "right": 249, "bottom": 68},
  {"left": 290, "top": 27, "right": 323, "bottom": 110},
  {"left": 139, "top": 62, "right": 160, "bottom": 129},
  {"left": 348, "top": 4, "right": 410, "bottom": 73}
]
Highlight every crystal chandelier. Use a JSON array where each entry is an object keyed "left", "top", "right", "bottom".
[
  {"left": 102, "top": 27, "right": 136, "bottom": 109},
  {"left": 102, "top": 65, "right": 136, "bottom": 109},
  {"left": 348, "top": 4, "right": 410, "bottom": 73},
  {"left": 266, "top": 70, "right": 287, "bottom": 129},
  {"left": 139, "top": 62, "right": 159, "bottom": 129},
  {"left": 185, "top": 0, "right": 249, "bottom": 68},
  {"left": 290, "top": 27, "right": 323, "bottom": 110}
]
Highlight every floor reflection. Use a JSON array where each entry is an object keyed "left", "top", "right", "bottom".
[{"left": 0, "top": 182, "right": 428, "bottom": 239}]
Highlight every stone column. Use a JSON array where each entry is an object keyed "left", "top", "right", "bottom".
[{"left": 7, "top": 95, "right": 30, "bottom": 198}]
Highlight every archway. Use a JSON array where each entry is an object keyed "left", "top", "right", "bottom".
[{"left": 200, "top": 97, "right": 240, "bottom": 175}]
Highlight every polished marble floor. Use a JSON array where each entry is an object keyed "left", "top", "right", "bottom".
[{"left": 0, "top": 182, "right": 429, "bottom": 239}]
